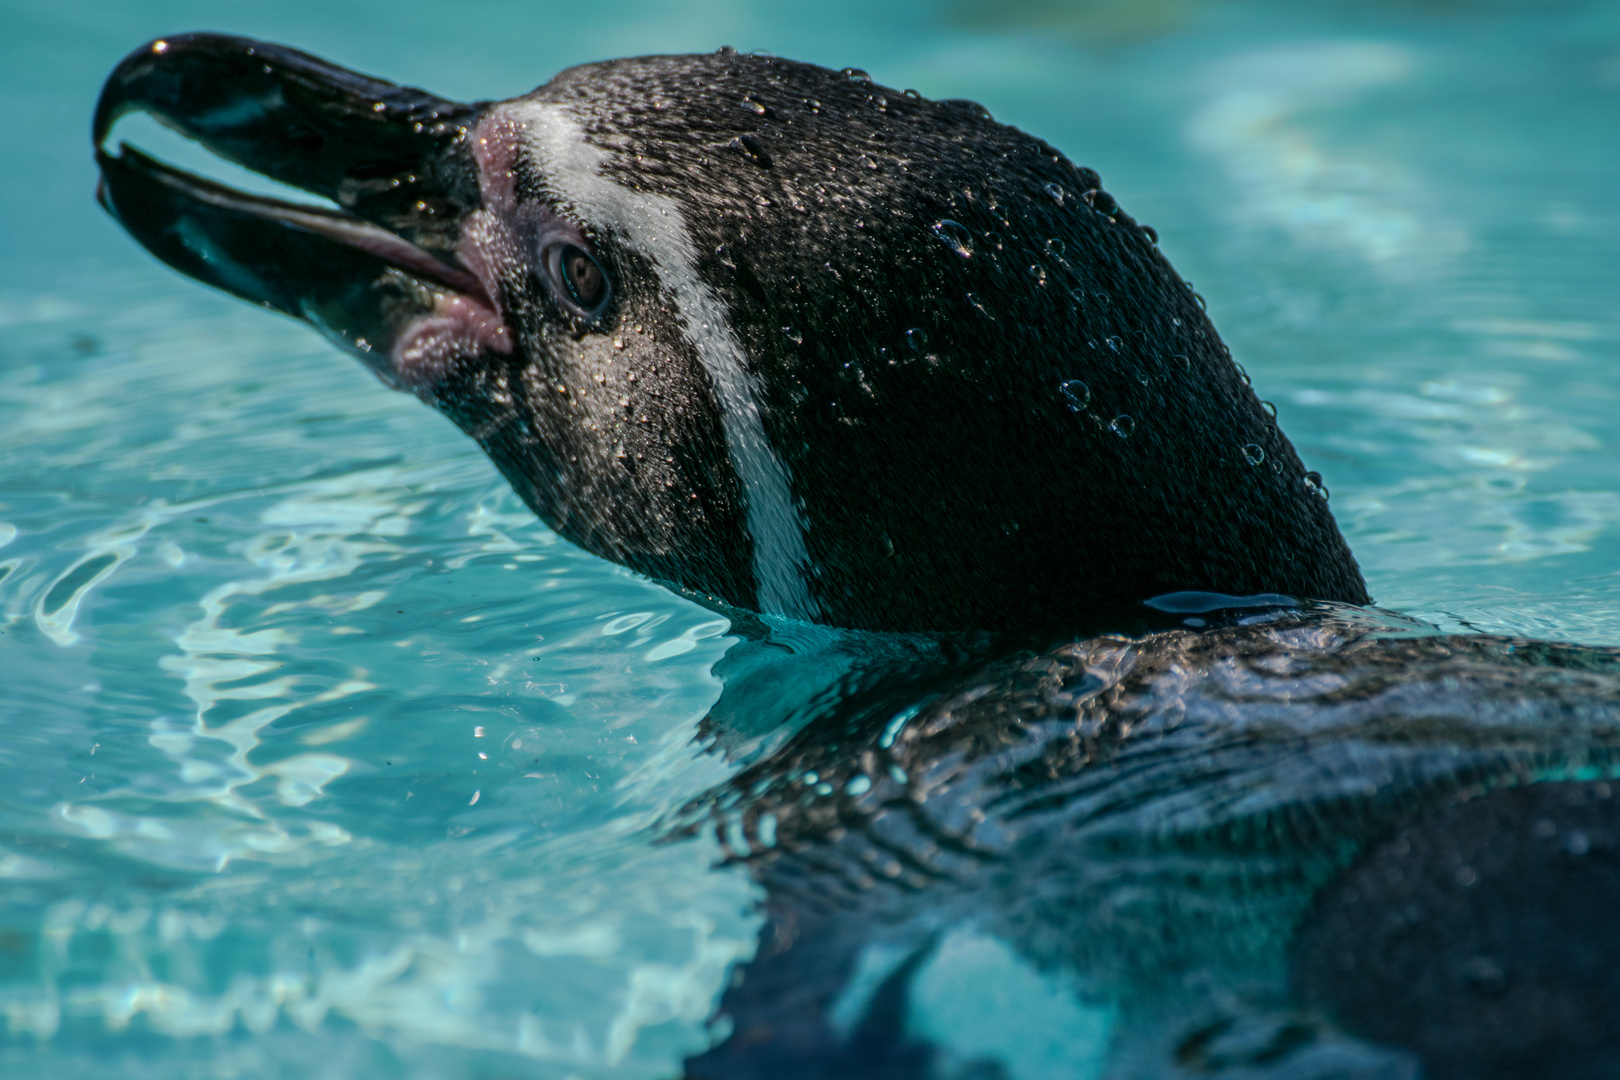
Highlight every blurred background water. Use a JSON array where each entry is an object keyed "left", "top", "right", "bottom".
[{"left": 2, "top": 0, "right": 1619, "bottom": 1076}]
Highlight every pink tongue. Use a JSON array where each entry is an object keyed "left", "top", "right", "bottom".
[
  {"left": 387, "top": 108, "right": 552, "bottom": 393},
  {"left": 389, "top": 194, "right": 516, "bottom": 393},
  {"left": 392, "top": 292, "right": 512, "bottom": 393}
]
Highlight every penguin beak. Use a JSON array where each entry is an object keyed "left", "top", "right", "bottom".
[{"left": 92, "top": 33, "right": 494, "bottom": 386}]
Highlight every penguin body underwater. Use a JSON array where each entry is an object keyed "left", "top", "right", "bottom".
[{"left": 94, "top": 36, "right": 1620, "bottom": 1080}]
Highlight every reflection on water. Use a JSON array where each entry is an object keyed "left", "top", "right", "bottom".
[
  {"left": 0, "top": 295, "right": 759, "bottom": 1077},
  {"left": 3, "top": 0, "right": 1620, "bottom": 1075}
]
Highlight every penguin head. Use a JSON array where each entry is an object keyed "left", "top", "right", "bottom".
[{"left": 95, "top": 34, "right": 1368, "bottom": 632}]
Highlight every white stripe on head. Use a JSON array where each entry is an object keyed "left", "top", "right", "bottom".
[{"left": 509, "top": 101, "right": 818, "bottom": 621}]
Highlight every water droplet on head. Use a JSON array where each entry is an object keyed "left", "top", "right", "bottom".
[
  {"left": 715, "top": 244, "right": 736, "bottom": 269},
  {"left": 904, "top": 88, "right": 923, "bottom": 100},
  {"left": 741, "top": 96, "right": 767, "bottom": 116},
  {"left": 906, "top": 327, "right": 928, "bottom": 352},
  {"left": 1303, "top": 471, "right": 1330, "bottom": 499},
  {"left": 1026, "top": 263, "right": 1047, "bottom": 284},
  {"left": 940, "top": 99, "right": 993, "bottom": 121},
  {"left": 1060, "top": 380, "right": 1091, "bottom": 411},
  {"left": 1082, "top": 188, "right": 1118, "bottom": 215},
  {"left": 716, "top": 45, "right": 736, "bottom": 56},
  {"left": 841, "top": 67, "right": 872, "bottom": 83},
  {"left": 1046, "top": 238, "right": 1066, "bottom": 259},
  {"left": 1260, "top": 400, "right": 1278, "bottom": 419},
  {"left": 933, "top": 219, "right": 974, "bottom": 258},
  {"left": 1105, "top": 335, "right": 1122, "bottom": 353},
  {"left": 1110, "top": 415, "right": 1135, "bottom": 438},
  {"left": 1233, "top": 362, "right": 1251, "bottom": 386},
  {"left": 1044, "top": 182, "right": 1065, "bottom": 205},
  {"left": 783, "top": 326, "right": 803, "bottom": 345},
  {"left": 729, "top": 134, "right": 772, "bottom": 167},
  {"left": 1242, "top": 443, "right": 1265, "bottom": 465}
]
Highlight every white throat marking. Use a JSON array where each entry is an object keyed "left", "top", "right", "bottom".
[{"left": 512, "top": 101, "right": 818, "bottom": 620}]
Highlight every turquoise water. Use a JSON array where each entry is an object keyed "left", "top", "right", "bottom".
[{"left": 4, "top": 1, "right": 1620, "bottom": 1076}]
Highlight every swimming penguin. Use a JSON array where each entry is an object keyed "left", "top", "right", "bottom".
[
  {"left": 678, "top": 611, "right": 1620, "bottom": 1080},
  {"left": 93, "top": 33, "right": 1366, "bottom": 635},
  {"left": 93, "top": 36, "right": 1620, "bottom": 1080}
]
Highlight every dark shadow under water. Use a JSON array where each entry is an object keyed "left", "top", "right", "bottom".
[{"left": 668, "top": 598, "right": 1620, "bottom": 1080}]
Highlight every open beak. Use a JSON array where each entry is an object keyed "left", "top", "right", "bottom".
[{"left": 93, "top": 33, "right": 495, "bottom": 385}]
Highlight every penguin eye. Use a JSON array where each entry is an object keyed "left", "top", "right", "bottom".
[{"left": 548, "top": 243, "right": 610, "bottom": 318}]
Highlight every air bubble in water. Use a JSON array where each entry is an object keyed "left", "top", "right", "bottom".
[
  {"left": 841, "top": 67, "right": 871, "bottom": 83},
  {"left": 1234, "top": 362, "right": 1251, "bottom": 386},
  {"left": 1027, "top": 263, "right": 1047, "bottom": 284},
  {"left": 1105, "top": 335, "right": 1122, "bottom": 353},
  {"left": 906, "top": 328, "right": 927, "bottom": 352},
  {"left": 1046, "top": 238, "right": 1066, "bottom": 259},
  {"left": 1060, "top": 380, "right": 1090, "bottom": 411},
  {"left": 1044, "top": 182, "right": 1065, "bottom": 205},
  {"left": 1303, "top": 471, "right": 1330, "bottom": 499},
  {"left": 783, "top": 326, "right": 804, "bottom": 345},
  {"left": 1242, "top": 443, "right": 1264, "bottom": 465},
  {"left": 1110, "top": 415, "right": 1135, "bottom": 438},
  {"left": 933, "top": 220, "right": 974, "bottom": 258}
]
